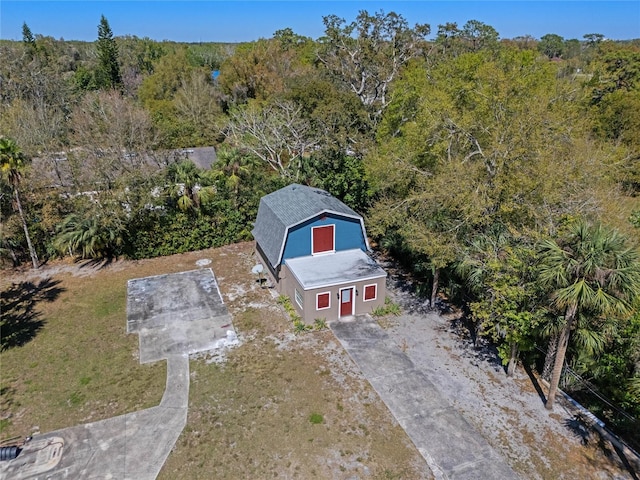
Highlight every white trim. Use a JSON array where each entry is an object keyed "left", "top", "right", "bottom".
[
  {"left": 294, "top": 288, "right": 303, "bottom": 309},
  {"left": 316, "top": 291, "right": 331, "bottom": 311},
  {"left": 363, "top": 283, "right": 377, "bottom": 302},
  {"left": 294, "top": 274, "right": 386, "bottom": 292},
  {"left": 311, "top": 224, "right": 335, "bottom": 255},
  {"left": 276, "top": 209, "right": 367, "bottom": 266}
]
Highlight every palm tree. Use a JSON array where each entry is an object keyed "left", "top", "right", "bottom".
[
  {"left": 166, "top": 161, "right": 215, "bottom": 212},
  {"left": 0, "top": 137, "right": 39, "bottom": 269},
  {"left": 213, "top": 147, "right": 254, "bottom": 196},
  {"left": 54, "top": 213, "right": 124, "bottom": 259},
  {"left": 538, "top": 221, "right": 640, "bottom": 410}
]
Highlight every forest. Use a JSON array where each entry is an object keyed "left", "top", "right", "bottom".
[{"left": 1, "top": 12, "right": 640, "bottom": 447}]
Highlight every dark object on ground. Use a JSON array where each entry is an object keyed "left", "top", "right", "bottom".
[{"left": 0, "top": 446, "right": 20, "bottom": 461}]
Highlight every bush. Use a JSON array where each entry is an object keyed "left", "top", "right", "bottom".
[
  {"left": 313, "top": 318, "right": 327, "bottom": 330},
  {"left": 371, "top": 297, "right": 401, "bottom": 317}
]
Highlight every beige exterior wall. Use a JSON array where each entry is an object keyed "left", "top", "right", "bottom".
[{"left": 280, "top": 264, "right": 386, "bottom": 324}]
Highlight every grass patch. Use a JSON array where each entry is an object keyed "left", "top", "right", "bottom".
[
  {"left": 371, "top": 297, "right": 401, "bottom": 317},
  {"left": 0, "top": 419, "right": 11, "bottom": 434},
  {"left": 309, "top": 413, "right": 324, "bottom": 424},
  {"left": 0, "top": 247, "right": 231, "bottom": 438}
]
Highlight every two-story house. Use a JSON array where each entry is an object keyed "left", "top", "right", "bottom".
[{"left": 252, "top": 184, "right": 387, "bottom": 323}]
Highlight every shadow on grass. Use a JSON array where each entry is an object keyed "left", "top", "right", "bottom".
[
  {"left": 0, "top": 278, "right": 65, "bottom": 351},
  {"left": 564, "top": 414, "right": 640, "bottom": 479},
  {"left": 612, "top": 442, "right": 640, "bottom": 480},
  {"left": 563, "top": 415, "right": 591, "bottom": 445}
]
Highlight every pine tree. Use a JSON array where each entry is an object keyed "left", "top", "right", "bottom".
[
  {"left": 22, "top": 22, "right": 37, "bottom": 57},
  {"left": 22, "top": 22, "right": 35, "bottom": 45},
  {"left": 96, "top": 15, "right": 122, "bottom": 90}
]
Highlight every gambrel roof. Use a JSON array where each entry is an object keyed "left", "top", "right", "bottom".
[{"left": 251, "top": 184, "right": 368, "bottom": 268}]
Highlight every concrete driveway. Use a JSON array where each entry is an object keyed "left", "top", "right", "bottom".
[
  {"left": 331, "top": 315, "right": 518, "bottom": 480},
  {"left": 2, "top": 268, "right": 233, "bottom": 480}
]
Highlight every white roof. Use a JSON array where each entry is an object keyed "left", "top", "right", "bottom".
[{"left": 285, "top": 249, "right": 386, "bottom": 290}]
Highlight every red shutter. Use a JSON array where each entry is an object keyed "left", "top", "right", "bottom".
[
  {"left": 312, "top": 225, "right": 334, "bottom": 254},
  {"left": 317, "top": 293, "right": 330, "bottom": 310},
  {"left": 364, "top": 284, "right": 377, "bottom": 301}
]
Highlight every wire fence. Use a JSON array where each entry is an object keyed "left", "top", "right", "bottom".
[
  {"left": 560, "top": 364, "right": 640, "bottom": 453},
  {"left": 532, "top": 345, "right": 639, "bottom": 453}
]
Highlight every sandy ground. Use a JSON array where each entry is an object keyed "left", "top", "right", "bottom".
[
  {"left": 4, "top": 248, "right": 638, "bottom": 479},
  {"left": 376, "top": 255, "right": 637, "bottom": 480}
]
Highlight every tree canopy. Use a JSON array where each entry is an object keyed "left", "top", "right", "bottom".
[{"left": 1, "top": 11, "right": 639, "bottom": 439}]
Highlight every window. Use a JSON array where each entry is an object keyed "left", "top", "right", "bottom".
[
  {"left": 363, "top": 284, "right": 377, "bottom": 301},
  {"left": 316, "top": 292, "right": 331, "bottom": 310},
  {"left": 294, "top": 288, "right": 303, "bottom": 308},
  {"left": 312, "top": 225, "right": 335, "bottom": 254}
]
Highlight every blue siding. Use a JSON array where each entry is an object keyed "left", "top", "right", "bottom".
[{"left": 282, "top": 214, "right": 366, "bottom": 263}]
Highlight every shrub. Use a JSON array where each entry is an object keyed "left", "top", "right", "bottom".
[
  {"left": 371, "top": 297, "right": 401, "bottom": 317},
  {"left": 293, "top": 320, "right": 312, "bottom": 334},
  {"left": 313, "top": 318, "right": 327, "bottom": 330}
]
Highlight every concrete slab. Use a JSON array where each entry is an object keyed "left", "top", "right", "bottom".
[
  {"left": 1, "top": 355, "right": 189, "bottom": 480},
  {"left": 127, "top": 269, "right": 232, "bottom": 363},
  {"left": 2, "top": 267, "right": 233, "bottom": 480},
  {"left": 331, "top": 315, "right": 518, "bottom": 480}
]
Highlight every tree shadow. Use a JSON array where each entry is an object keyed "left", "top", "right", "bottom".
[
  {"left": 563, "top": 415, "right": 591, "bottom": 445},
  {"left": 523, "top": 362, "right": 548, "bottom": 405},
  {"left": 445, "top": 312, "right": 505, "bottom": 370},
  {"left": 563, "top": 414, "right": 640, "bottom": 479},
  {"left": 76, "top": 257, "right": 114, "bottom": 271},
  {"left": 611, "top": 442, "right": 640, "bottom": 480},
  {"left": 0, "top": 278, "right": 65, "bottom": 351}
]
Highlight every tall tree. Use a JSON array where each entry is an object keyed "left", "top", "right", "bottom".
[
  {"left": 21, "top": 22, "right": 37, "bottom": 57},
  {"left": 69, "top": 90, "right": 157, "bottom": 189},
  {"left": 538, "top": 221, "right": 640, "bottom": 410},
  {"left": 538, "top": 33, "right": 565, "bottom": 59},
  {"left": 317, "top": 10, "right": 430, "bottom": 124},
  {"left": 457, "top": 232, "right": 545, "bottom": 375},
  {"left": 96, "top": 15, "right": 122, "bottom": 90},
  {"left": 225, "top": 99, "right": 318, "bottom": 178},
  {"left": 0, "top": 137, "right": 39, "bottom": 268},
  {"left": 434, "top": 20, "right": 499, "bottom": 57},
  {"left": 218, "top": 38, "right": 306, "bottom": 106}
]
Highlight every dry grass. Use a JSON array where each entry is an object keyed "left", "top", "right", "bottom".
[
  {"left": 1, "top": 243, "right": 430, "bottom": 478},
  {"left": 4, "top": 240, "right": 629, "bottom": 478},
  {"left": 160, "top": 242, "right": 430, "bottom": 479}
]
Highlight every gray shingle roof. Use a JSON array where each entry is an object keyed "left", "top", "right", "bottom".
[{"left": 252, "top": 184, "right": 365, "bottom": 268}]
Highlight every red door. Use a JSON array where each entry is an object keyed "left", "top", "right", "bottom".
[{"left": 340, "top": 287, "right": 354, "bottom": 317}]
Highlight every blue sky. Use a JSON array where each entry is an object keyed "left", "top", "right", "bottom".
[{"left": 1, "top": 1, "right": 638, "bottom": 42}]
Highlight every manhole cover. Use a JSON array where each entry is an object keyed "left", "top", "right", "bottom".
[{"left": 195, "top": 259, "right": 211, "bottom": 267}]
